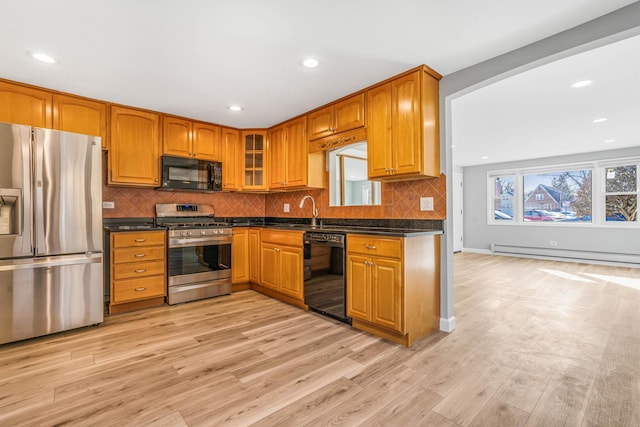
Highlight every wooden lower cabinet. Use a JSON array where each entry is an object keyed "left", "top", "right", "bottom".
[
  {"left": 109, "top": 230, "right": 166, "bottom": 314},
  {"left": 248, "top": 229, "right": 261, "bottom": 283},
  {"left": 232, "top": 227, "right": 250, "bottom": 290},
  {"left": 254, "top": 229, "right": 304, "bottom": 307},
  {"left": 346, "top": 233, "right": 440, "bottom": 347}
]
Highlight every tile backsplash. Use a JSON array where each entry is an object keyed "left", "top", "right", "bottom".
[{"left": 264, "top": 174, "right": 446, "bottom": 220}]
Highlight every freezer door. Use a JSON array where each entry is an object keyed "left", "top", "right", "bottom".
[
  {"left": 0, "top": 253, "right": 103, "bottom": 344},
  {"left": 0, "top": 123, "right": 32, "bottom": 259},
  {"left": 33, "top": 128, "right": 102, "bottom": 256}
]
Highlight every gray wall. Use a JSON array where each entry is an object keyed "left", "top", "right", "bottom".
[
  {"left": 463, "top": 147, "right": 640, "bottom": 258},
  {"left": 438, "top": 2, "right": 640, "bottom": 332}
]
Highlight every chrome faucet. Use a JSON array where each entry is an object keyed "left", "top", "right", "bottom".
[{"left": 299, "top": 195, "right": 319, "bottom": 227}]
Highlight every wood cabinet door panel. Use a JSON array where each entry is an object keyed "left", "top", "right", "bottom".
[
  {"left": 113, "top": 231, "right": 165, "bottom": 248},
  {"left": 366, "top": 83, "right": 392, "bottom": 178},
  {"left": 52, "top": 94, "right": 107, "bottom": 148},
  {"left": 163, "top": 116, "right": 192, "bottom": 157},
  {"left": 193, "top": 122, "right": 221, "bottom": 161},
  {"left": 232, "top": 229, "right": 249, "bottom": 284},
  {"left": 112, "top": 260, "right": 165, "bottom": 281},
  {"left": 334, "top": 93, "right": 365, "bottom": 133},
  {"left": 372, "top": 258, "right": 403, "bottom": 332},
  {"left": 284, "top": 116, "right": 307, "bottom": 187},
  {"left": 260, "top": 245, "right": 279, "bottom": 290},
  {"left": 109, "top": 106, "right": 160, "bottom": 186},
  {"left": 221, "top": 128, "right": 241, "bottom": 190},
  {"left": 248, "top": 229, "right": 261, "bottom": 283},
  {"left": 307, "top": 106, "right": 334, "bottom": 140},
  {"left": 346, "top": 254, "right": 371, "bottom": 321},
  {"left": 112, "top": 246, "right": 165, "bottom": 264},
  {"left": 268, "top": 125, "right": 286, "bottom": 188},
  {"left": 0, "top": 81, "right": 52, "bottom": 128},
  {"left": 392, "top": 72, "right": 421, "bottom": 175},
  {"left": 279, "top": 246, "right": 303, "bottom": 300}
]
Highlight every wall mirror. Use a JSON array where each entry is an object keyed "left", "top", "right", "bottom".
[{"left": 328, "top": 142, "right": 381, "bottom": 206}]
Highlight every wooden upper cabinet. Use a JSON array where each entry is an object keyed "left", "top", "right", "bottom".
[
  {"left": 366, "top": 67, "right": 440, "bottom": 180},
  {"left": 221, "top": 127, "right": 242, "bottom": 191},
  {"left": 162, "top": 116, "right": 221, "bottom": 161},
  {"left": 109, "top": 106, "right": 161, "bottom": 186},
  {"left": 268, "top": 116, "right": 308, "bottom": 189},
  {"left": 52, "top": 94, "right": 108, "bottom": 149},
  {"left": 307, "top": 93, "right": 365, "bottom": 141},
  {"left": 242, "top": 131, "right": 267, "bottom": 190},
  {"left": 0, "top": 81, "right": 52, "bottom": 128},
  {"left": 193, "top": 122, "right": 221, "bottom": 160}
]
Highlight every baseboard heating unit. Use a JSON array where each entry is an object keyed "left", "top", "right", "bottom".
[{"left": 490, "top": 244, "right": 640, "bottom": 265}]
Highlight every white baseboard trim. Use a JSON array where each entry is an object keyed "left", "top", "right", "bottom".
[
  {"left": 439, "top": 316, "right": 456, "bottom": 333},
  {"left": 461, "top": 247, "right": 492, "bottom": 255}
]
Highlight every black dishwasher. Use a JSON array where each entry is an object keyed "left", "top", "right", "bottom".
[{"left": 303, "top": 232, "right": 351, "bottom": 324}]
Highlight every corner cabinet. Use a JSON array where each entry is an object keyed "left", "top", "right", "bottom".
[
  {"left": 53, "top": 94, "right": 108, "bottom": 150},
  {"left": 242, "top": 131, "right": 267, "bottom": 190},
  {"left": 255, "top": 229, "right": 305, "bottom": 307},
  {"left": 109, "top": 106, "right": 161, "bottom": 186},
  {"left": 367, "top": 66, "right": 441, "bottom": 180},
  {"left": 346, "top": 233, "right": 441, "bottom": 347}
]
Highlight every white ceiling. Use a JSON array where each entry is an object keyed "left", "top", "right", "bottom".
[
  {"left": 0, "top": 1, "right": 637, "bottom": 155},
  {"left": 452, "top": 32, "right": 640, "bottom": 167}
]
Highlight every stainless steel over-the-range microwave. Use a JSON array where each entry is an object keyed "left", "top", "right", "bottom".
[{"left": 161, "top": 155, "right": 222, "bottom": 192}]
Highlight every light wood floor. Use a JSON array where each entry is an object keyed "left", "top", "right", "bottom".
[{"left": 1, "top": 253, "right": 639, "bottom": 426}]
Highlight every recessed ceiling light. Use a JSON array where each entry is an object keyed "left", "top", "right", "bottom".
[
  {"left": 592, "top": 117, "right": 608, "bottom": 123},
  {"left": 481, "top": 156, "right": 489, "bottom": 160},
  {"left": 28, "top": 51, "right": 56, "bottom": 64},
  {"left": 451, "top": 145, "right": 455, "bottom": 149},
  {"left": 301, "top": 57, "right": 319, "bottom": 68},
  {"left": 227, "top": 105, "right": 243, "bottom": 112},
  {"left": 604, "top": 139, "right": 616, "bottom": 143},
  {"left": 570, "top": 80, "right": 593, "bottom": 88}
]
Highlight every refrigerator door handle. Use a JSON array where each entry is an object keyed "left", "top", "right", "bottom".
[{"left": 33, "top": 131, "right": 46, "bottom": 256}]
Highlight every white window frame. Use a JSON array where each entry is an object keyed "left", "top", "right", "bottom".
[{"left": 486, "top": 158, "right": 640, "bottom": 228}]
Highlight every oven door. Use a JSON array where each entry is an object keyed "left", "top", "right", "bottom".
[{"left": 167, "top": 236, "right": 232, "bottom": 304}]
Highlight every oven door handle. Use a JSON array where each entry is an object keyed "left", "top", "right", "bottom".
[{"left": 169, "top": 236, "right": 232, "bottom": 247}]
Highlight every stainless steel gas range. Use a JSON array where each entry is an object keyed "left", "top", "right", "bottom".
[{"left": 155, "top": 203, "right": 232, "bottom": 305}]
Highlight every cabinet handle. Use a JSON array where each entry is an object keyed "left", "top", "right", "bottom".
[
  {"left": 134, "top": 253, "right": 146, "bottom": 258},
  {"left": 154, "top": 178, "right": 159, "bottom": 182},
  {"left": 364, "top": 245, "right": 377, "bottom": 250},
  {"left": 275, "top": 248, "right": 281, "bottom": 252},
  {"left": 134, "top": 287, "right": 147, "bottom": 292},
  {"left": 134, "top": 238, "right": 146, "bottom": 242},
  {"left": 134, "top": 269, "right": 146, "bottom": 273}
]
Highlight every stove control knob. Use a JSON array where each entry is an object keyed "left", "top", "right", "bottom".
[
  {"left": 187, "top": 231, "right": 193, "bottom": 236},
  {"left": 213, "top": 229, "right": 219, "bottom": 234},
  {"left": 180, "top": 231, "right": 188, "bottom": 236},
  {"left": 200, "top": 230, "right": 206, "bottom": 235}
]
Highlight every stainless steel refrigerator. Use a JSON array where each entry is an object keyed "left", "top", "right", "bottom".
[{"left": 0, "top": 122, "right": 103, "bottom": 345}]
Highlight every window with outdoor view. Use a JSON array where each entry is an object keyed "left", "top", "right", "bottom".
[
  {"left": 492, "top": 176, "right": 514, "bottom": 220},
  {"left": 522, "top": 169, "right": 592, "bottom": 222},
  {"left": 605, "top": 165, "right": 638, "bottom": 222}
]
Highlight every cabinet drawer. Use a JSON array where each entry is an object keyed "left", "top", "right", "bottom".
[
  {"left": 113, "top": 246, "right": 165, "bottom": 264},
  {"left": 112, "top": 275, "right": 165, "bottom": 303},
  {"left": 112, "top": 231, "right": 165, "bottom": 248},
  {"left": 260, "top": 229, "right": 303, "bottom": 247},
  {"left": 347, "top": 235, "right": 402, "bottom": 258},
  {"left": 113, "top": 260, "right": 165, "bottom": 280}
]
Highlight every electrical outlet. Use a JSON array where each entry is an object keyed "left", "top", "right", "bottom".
[
  {"left": 102, "top": 201, "right": 115, "bottom": 209},
  {"left": 284, "top": 203, "right": 290, "bottom": 213},
  {"left": 549, "top": 240, "right": 558, "bottom": 246},
  {"left": 420, "top": 197, "right": 434, "bottom": 211}
]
